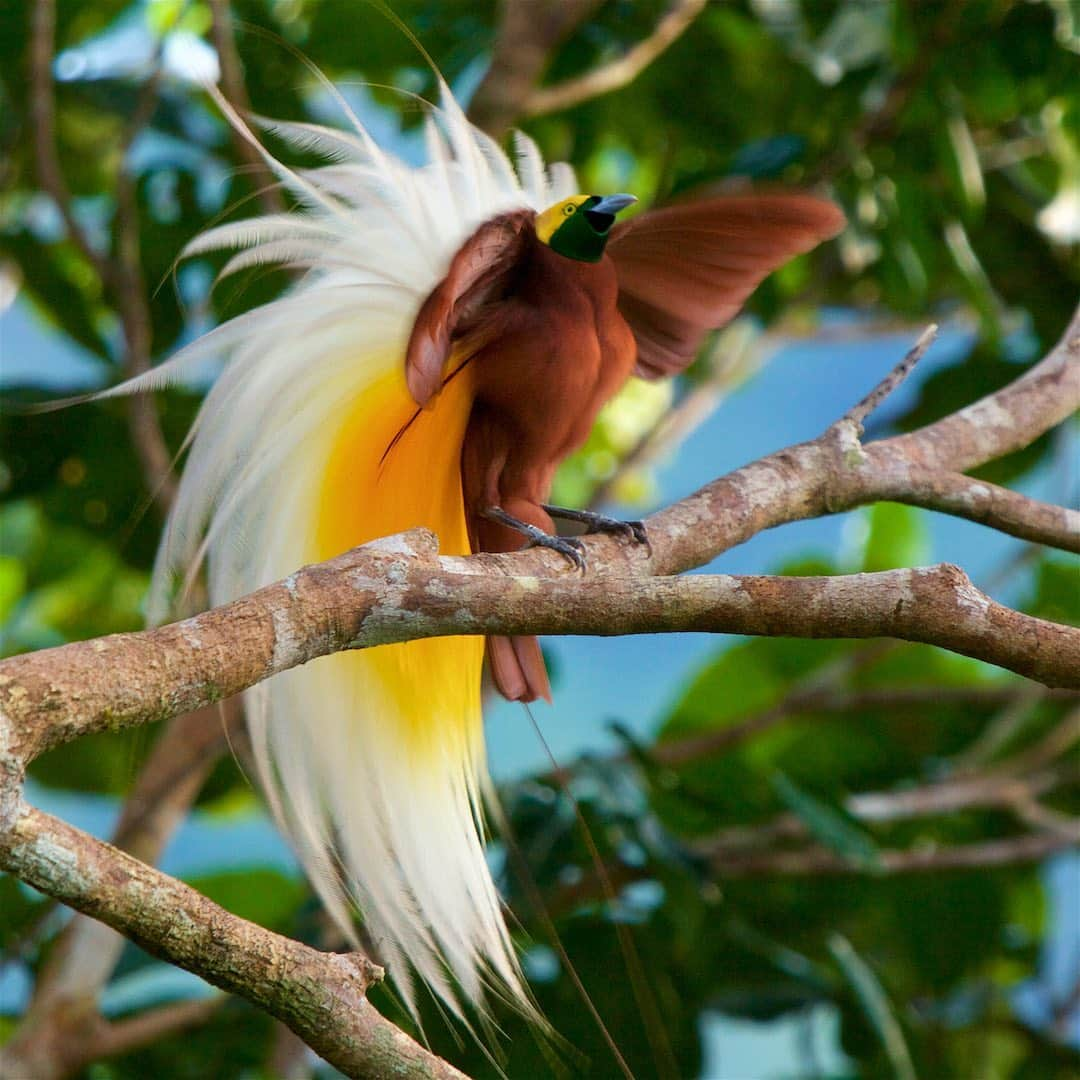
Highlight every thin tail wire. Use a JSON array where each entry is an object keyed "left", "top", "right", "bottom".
[
  {"left": 521, "top": 702, "right": 681, "bottom": 1080},
  {"left": 489, "top": 749, "right": 635, "bottom": 1080}
]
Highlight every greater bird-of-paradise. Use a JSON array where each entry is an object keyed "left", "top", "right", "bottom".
[{"left": 116, "top": 79, "right": 842, "bottom": 1021}]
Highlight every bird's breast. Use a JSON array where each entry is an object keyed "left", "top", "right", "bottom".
[{"left": 471, "top": 254, "right": 636, "bottom": 465}]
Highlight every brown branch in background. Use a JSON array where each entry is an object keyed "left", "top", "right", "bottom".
[
  {"left": 30, "top": 0, "right": 176, "bottom": 513},
  {"left": 208, "top": 0, "right": 286, "bottom": 216},
  {"left": 553, "top": 828, "right": 1076, "bottom": 916},
  {"left": 524, "top": 0, "right": 708, "bottom": 119},
  {"left": 115, "top": 63, "right": 177, "bottom": 514},
  {"left": 468, "top": 0, "right": 604, "bottom": 136},
  {"left": 0, "top": 805, "right": 466, "bottom": 1080},
  {"left": 705, "top": 830, "right": 1075, "bottom": 877},
  {"left": 28, "top": 0, "right": 115, "bottom": 285},
  {"left": 649, "top": 684, "right": 1079, "bottom": 770},
  {"left": 89, "top": 998, "right": 225, "bottom": 1062}
]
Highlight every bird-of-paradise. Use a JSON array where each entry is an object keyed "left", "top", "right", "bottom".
[{"left": 110, "top": 76, "right": 842, "bottom": 1023}]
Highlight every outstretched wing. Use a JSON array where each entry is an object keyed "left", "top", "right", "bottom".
[
  {"left": 405, "top": 209, "right": 535, "bottom": 405},
  {"left": 607, "top": 194, "right": 845, "bottom": 379}
]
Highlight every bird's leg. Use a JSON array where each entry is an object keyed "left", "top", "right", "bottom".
[
  {"left": 480, "top": 506, "right": 587, "bottom": 571},
  {"left": 542, "top": 505, "right": 649, "bottom": 549}
]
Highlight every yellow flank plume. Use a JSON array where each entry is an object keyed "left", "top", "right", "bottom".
[{"left": 315, "top": 358, "right": 484, "bottom": 758}]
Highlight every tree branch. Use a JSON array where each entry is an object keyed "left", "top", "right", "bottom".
[
  {"left": 30, "top": 0, "right": 176, "bottom": 513},
  {"left": 648, "top": 684, "right": 1078, "bottom": 770},
  {"left": 114, "top": 63, "right": 177, "bottom": 515},
  {"left": 29, "top": 0, "right": 115, "bottom": 286},
  {"left": 704, "top": 829, "right": 1075, "bottom": 878},
  {"left": 89, "top": 997, "right": 225, "bottom": 1062},
  {"left": 523, "top": 0, "right": 708, "bottom": 119},
  {"left": 0, "top": 803, "right": 466, "bottom": 1080},
  {"left": 2, "top": 552, "right": 1077, "bottom": 791},
  {"left": 468, "top": 0, "right": 604, "bottom": 136},
  {"left": 645, "top": 309, "right": 1079, "bottom": 574},
  {"left": 0, "top": 705, "right": 241, "bottom": 1079}
]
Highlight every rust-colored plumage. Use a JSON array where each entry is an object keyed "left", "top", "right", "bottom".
[{"left": 407, "top": 193, "right": 845, "bottom": 702}]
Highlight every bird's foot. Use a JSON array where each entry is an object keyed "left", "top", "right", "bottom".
[
  {"left": 481, "top": 506, "right": 587, "bottom": 571},
  {"left": 542, "top": 505, "right": 650, "bottom": 551}
]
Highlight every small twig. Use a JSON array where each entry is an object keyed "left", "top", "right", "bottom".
[
  {"left": 1008, "top": 797, "right": 1080, "bottom": 840},
  {"left": 91, "top": 997, "right": 224, "bottom": 1060},
  {"left": 649, "top": 684, "right": 1075, "bottom": 770},
  {"left": 839, "top": 323, "right": 938, "bottom": 434},
  {"left": 989, "top": 706, "right": 1080, "bottom": 777},
  {"left": 525, "top": 0, "right": 708, "bottom": 118},
  {"left": 702, "top": 830, "right": 1075, "bottom": 877}
]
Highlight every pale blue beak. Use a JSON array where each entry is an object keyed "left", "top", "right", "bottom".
[
  {"left": 590, "top": 193, "right": 638, "bottom": 216},
  {"left": 585, "top": 193, "right": 638, "bottom": 233}
]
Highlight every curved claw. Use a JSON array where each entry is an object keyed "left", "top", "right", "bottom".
[
  {"left": 481, "top": 505, "right": 588, "bottom": 572},
  {"left": 542, "top": 505, "right": 651, "bottom": 554},
  {"left": 526, "top": 531, "right": 587, "bottom": 572},
  {"left": 624, "top": 520, "right": 651, "bottom": 553}
]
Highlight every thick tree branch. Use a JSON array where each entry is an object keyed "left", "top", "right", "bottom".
[
  {"left": 0, "top": 706, "right": 240, "bottom": 1080},
  {"left": 524, "top": 0, "right": 708, "bottom": 118},
  {"left": 0, "top": 803, "right": 466, "bottom": 1080},
  {"left": 2, "top": 553, "right": 1077, "bottom": 788}
]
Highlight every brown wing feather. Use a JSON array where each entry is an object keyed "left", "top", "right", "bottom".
[
  {"left": 405, "top": 209, "right": 535, "bottom": 405},
  {"left": 607, "top": 194, "right": 845, "bottom": 378}
]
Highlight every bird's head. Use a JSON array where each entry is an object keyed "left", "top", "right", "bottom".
[{"left": 535, "top": 193, "right": 637, "bottom": 262}]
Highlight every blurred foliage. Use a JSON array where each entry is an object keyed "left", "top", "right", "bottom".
[{"left": 1, "top": 0, "right": 1078, "bottom": 1078}]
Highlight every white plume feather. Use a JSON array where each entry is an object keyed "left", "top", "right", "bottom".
[{"left": 140, "top": 82, "right": 578, "bottom": 1023}]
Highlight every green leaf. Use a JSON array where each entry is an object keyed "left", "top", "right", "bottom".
[
  {"left": 861, "top": 503, "right": 930, "bottom": 573},
  {"left": 1025, "top": 556, "right": 1080, "bottom": 625},
  {"left": 186, "top": 869, "right": 307, "bottom": 931},
  {"left": 829, "top": 933, "right": 917, "bottom": 1080},
  {"left": 771, "top": 772, "right": 881, "bottom": 871}
]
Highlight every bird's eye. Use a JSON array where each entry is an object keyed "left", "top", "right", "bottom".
[{"left": 563, "top": 205, "right": 575, "bottom": 216}]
